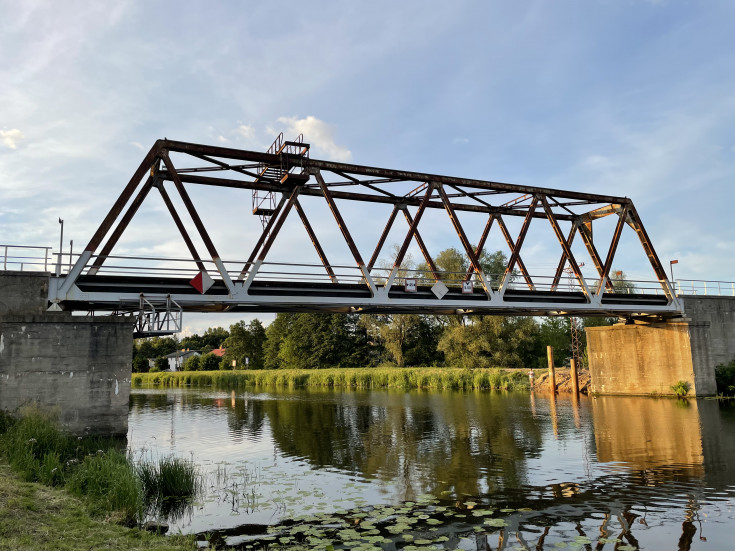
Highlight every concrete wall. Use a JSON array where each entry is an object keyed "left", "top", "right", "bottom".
[
  {"left": 586, "top": 320, "right": 717, "bottom": 396},
  {"left": 0, "top": 271, "right": 50, "bottom": 316},
  {"left": 681, "top": 296, "right": 735, "bottom": 368},
  {"left": 0, "top": 272, "right": 133, "bottom": 435}
]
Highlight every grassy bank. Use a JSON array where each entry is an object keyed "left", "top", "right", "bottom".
[
  {"left": 133, "top": 367, "right": 530, "bottom": 391},
  {"left": 0, "top": 407, "right": 201, "bottom": 547},
  {"left": 0, "top": 462, "right": 196, "bottom": 551}
]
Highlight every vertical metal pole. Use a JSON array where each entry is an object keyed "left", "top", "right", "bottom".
[
  {"left": 44, "top": 247, "right": 49, "bottom": 272},
  {"left": 547, "top": 346, "right": 556, "bottom": 394},
  {"left": 3, "top": 245, "right": 7, "bottom": 270},
  {"left": 68, "top": 240, "right": 73, "bottom": 271},
  {"left": 570, "top": 358, "right": 579, "bottom": 395},
  {"left": 57, "top": 218, "right": 64, "bottom": 276}
]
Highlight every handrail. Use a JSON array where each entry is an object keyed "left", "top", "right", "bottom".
[{"left": 1, "top": 245, "right": 52, "bottom": 272}]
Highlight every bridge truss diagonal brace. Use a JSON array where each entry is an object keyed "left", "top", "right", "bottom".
[
  {"left": 464, "top": 214, "right": 494, "bottom": 282},
  {"left": 154, "top": 176, "right": 207, "bottom": 272},
  {"left": 314, "top": 171, "right": 379, "bottom": 297},
  {"left": 367, "top": 205, "right": 399, "bottom": 272},
  {"left": 87, "top": 176, "right": 155, "bottom": 276},
  {"left": 241, "top": 185, "right": 301, "bottom": 293},
  {"left": 238, "top": 192, "right": 289, "bottom": 281},
  {"left": 592, "top": 204, "right": 629, "bottom": 298},
  {"left": 498, "top": 195, "right": 539, "bottom": 297},
  {"left": 400, "top": 207, "right": 441, "bottom": 282},
  {"left": 383, "top": 182, "right": 435, "bottom": 294},
  {"left": 160, "top": 151, "right": 236, "bottom": 295},
  {"left": 55, "top": 141, "right": 164, "bottom": 300},
  {"left": 495, "top": 215, "right": 535, "bottom": 291},
  {"left": 436, "top": 184, "right": 494, "bottom": 299},
  {"left": 541, "top": 196, "right": 593, "bottom": 304},
  {"left": 625, "top": 204, "right": 678, "bottom": 304},
  {"left": 294, "top": 198, "right": 339, "bottom": 284}
]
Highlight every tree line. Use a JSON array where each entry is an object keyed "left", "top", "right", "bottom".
[{"left": 133, "top": 248, "right": 626, "bottom": 372}]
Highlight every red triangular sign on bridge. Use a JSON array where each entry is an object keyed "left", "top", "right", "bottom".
[{"left": 190, "top": 271, "right": 214, "bottom": 294}]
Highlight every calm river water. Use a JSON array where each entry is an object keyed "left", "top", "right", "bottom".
[{"left": 128, "top": 388, "right": 735, "bottom": 550}]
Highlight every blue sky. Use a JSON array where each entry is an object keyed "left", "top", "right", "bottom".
[{"left": 2, "top": 0, "right": 734, "bottom": 333}]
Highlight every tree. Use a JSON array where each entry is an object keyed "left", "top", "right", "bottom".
[
  {"left": 264, "top": 313, "right": 377, "bottom": 369},
  {"left": 180, "top": 326, "right": 229, "bottom": 351},
  {"left": 537, "top": 317, "right": 571, "bottom": 366},
  {"left": 222, "top": 319, "right": 267, "bottom": 369},
  {"left": 360, "top": 314, "right": 442, "bottom": 367},
  {"left": 183, "top": 354, "right": 201, "bottom": 371},
  {"left": 439, "top": 316, "right": 540, "bottom": 369},
  {"left": 199, "top": 353, "right": 221, "bottom": 371}
]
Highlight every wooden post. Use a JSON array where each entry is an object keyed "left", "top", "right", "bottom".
[
  {"left": 570, "top": 358, "right": 580, "bottom": 395},
  {"left": 547, "top": 345, "right": 556, "bottom": 393}
]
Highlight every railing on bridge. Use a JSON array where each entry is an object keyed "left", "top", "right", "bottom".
[
  {"left": 1, "top": 245, "right": 52, "bottom": 272},
  {"left": 674, "top": 279, "right": 735, "bottom": 297}
]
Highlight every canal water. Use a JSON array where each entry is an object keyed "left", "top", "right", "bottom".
[{"left": 128, "top": 388, "right": 735, "bottom": 549}]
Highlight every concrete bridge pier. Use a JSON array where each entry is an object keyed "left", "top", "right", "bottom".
[
  {"left": 586, "top": 296, "right": 735, "bottom": 397},
  {"left": 0, "top": 272, "right": 132, "bottom": 435}
]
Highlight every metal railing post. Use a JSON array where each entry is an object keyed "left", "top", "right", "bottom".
[{"left": 3, "top": 245, "right": 7, "bottom": 270}]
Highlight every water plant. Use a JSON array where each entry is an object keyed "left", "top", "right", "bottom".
[{"left": 670, "top": 380, "right": 691, "bottom": 397}]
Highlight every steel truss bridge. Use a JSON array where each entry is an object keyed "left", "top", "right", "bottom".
[{"left": 47, "top": 136, "right": 681, "bottom": 335}]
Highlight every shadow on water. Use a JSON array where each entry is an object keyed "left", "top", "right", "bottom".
[{"left": 128, "top": 387, "right": 735, "bottom": 549}]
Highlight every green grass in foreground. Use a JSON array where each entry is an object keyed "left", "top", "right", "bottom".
[
  {"left": 0, "top": 462, "right": 196, "bottom": 551},
  {"left": 0, "top": 407, "right": 201, "bottom": 530},
  {"left": 133, "top": 367, "right": 530, "bottom": 392}
]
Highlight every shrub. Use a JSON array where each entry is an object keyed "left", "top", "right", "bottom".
[
  {"left": 715, "top": 361, "right": 735, "bottom": 395},
  {"left": 670, "top": 380, "right": 691, "bottom": 397},
  {"left": 183, "top": 354, "right": 201, "bottom": 371},
  {"left": 199, "top": 353, "right": 220, "bottom": 371}
]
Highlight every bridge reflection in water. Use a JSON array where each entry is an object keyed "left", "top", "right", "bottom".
[{"left": 128, "top": 388, "right": 735, "bottom": 548}]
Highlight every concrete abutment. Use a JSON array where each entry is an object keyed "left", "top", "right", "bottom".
[
  {"left": 0, "top": 272, "right": 132, "bottom": 435},
  {"left": 586, "top": 296, "right": 735, "bottom": 397}
]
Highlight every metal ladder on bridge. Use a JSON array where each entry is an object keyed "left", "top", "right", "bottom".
[{"left": 251, "top": 133, "right": 310, "bottom": 229}]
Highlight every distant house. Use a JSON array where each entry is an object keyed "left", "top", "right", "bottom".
[
  {"left": 210, "top": 348, "right": 226, "bottom": 358},
  {"left": 165, "top": 349, "right": 200, "bottom": 371}
]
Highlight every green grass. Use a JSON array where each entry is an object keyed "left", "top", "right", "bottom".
[
  {"left": 0, "top": 462, "right": 197, "bottom": 551},
  {"left": 0, "top": 407, "right": 201, "bottom": 527},
  {"left": 133, "top": 367, "right": 530, "bottom": 392}
]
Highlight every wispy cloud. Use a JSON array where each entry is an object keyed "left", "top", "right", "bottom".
[
  {"left": 0, "top": 129, "right": 24, "bottom": 149},
  {"left": 276, "top": 116, "right": 351, "bottom": 162}
]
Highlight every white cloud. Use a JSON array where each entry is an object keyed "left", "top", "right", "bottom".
[
  {"left": 276, "top": 116, "right": 352, "bottom": 162},
  {"left": 0, "top": 129, "right": 24, "bottom": 149},
  {"left": 217, "top": 135, "right": 229, "bottom": 143},
  {"left": 236, "top": 124, "right": 255, "bottom": 140},
  {"left": 130, "top": 141, "right": 144, "bottom": 150}
]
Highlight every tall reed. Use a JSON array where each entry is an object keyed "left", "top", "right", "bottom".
[{"left": 133, "top": 367, "right": 529, "bottom": 392}]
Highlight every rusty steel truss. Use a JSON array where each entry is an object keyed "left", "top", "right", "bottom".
[{"left": 48, "top": 137, "right": 681, "bottom": 320}]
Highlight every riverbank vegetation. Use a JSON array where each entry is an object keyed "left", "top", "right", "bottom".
[
  {"left": 0, "top": 407, "right": 201, "bottom": 530},
  {"left": 133, "top": 366, "right": 530, "bottom": 391},
  {"left": 0, "top": 462, "right": 196, "bottom": 551}
]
